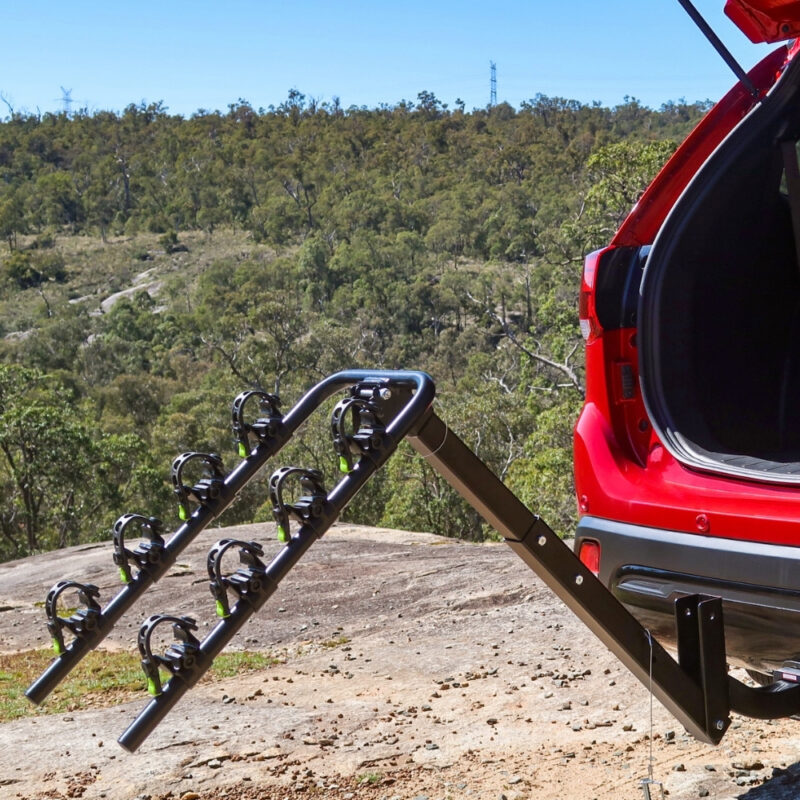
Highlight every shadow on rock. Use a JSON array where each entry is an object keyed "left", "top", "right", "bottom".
[{"left": 739, "top": 762, "right": 800, "bottom": 799}]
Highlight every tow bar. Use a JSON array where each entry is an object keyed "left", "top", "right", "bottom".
[{"left": 24, "top": 370, "right": 800, "bottom": 751}]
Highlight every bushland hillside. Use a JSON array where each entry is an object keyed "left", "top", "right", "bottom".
[{"left": 0, "top": 93, "right": 708, "bottom": 561}]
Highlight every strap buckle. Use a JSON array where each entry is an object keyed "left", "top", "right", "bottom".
[
  {"left": 207, "top": 538, "right": 269, "bottom": 618},
  {"left": 231, "top": 390, "right": 283, "bottom": 457},
  {"left": 137, "top": 614, "right": 201, "bottom": 696},
  {"left": 44, "top": 580, "right": 101, "bottom": 656},
  {"left": 268, "top": 466, "right": 327, "bottom": 542},
  {"left": 112, "top": 513, "right": 166, "bottom": 584},
  {"left": 171, "top": 452, "right": 226, "bottom": 521}
]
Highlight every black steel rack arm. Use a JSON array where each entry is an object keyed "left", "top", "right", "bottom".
[
  {"left": 34, "top": 369, "right": 800, "bottom": 751},
  {"left": 120, "top": 378, "right": 800, "bottom": 751},
  {"left": 118, "top": 370, "right": 434, "bottom": 752},
  {"left": 28, "top": 369, "right": 426, "bottom": 707}
]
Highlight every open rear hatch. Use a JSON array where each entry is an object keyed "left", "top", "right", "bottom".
[
  {"left": 639, "top": 41, "right": 800, "bottom": 482},
  {"left": 725, "top": 0, "right": 800, "bottom": 44}
]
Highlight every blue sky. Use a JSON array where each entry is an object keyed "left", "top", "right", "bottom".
[{"left": 0, "top": 1, "right": 778, "bottom": 117}]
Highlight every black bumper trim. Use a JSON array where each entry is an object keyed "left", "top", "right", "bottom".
[{"left": 576, "top": 516, "right": 800, "bottom": 672}]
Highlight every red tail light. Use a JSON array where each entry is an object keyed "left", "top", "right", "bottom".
[
  {"left": 578, "top": 539, "right": 601, "bottom": 576},
  {"left": 579, "top": 249, "right": 603, "bottom": 343}
]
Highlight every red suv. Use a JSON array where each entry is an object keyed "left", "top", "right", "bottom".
[{"left": 574, "top": 1, "right": 800, "bottom": 681}]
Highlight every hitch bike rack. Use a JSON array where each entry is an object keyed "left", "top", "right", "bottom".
[{"left": 24, "top": 370, "right": 800, "bottom": 752}]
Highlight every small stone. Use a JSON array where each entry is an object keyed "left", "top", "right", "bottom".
[
  {"left": 673, "top": 763, "right": 686, "bottom": 772},
  {"left": 207, "top": 759, "right": 222, "bottom": 769},
  {"left": 508, "top": 775, "right": 523, "bottom": 785},
  {"left": 487, "top": 718, "right": 498, "bottom": 725},
  {"left": 733, "top": 760, "right": 764, "bottom": 771},
  {"left": 699, "top": 790, "right": 710, "bottom": 798},
  {"left": 179, "top": 793, "right": 199, "bottom": 800},
  {"left": 425, "top": 742, "right": 439, "bottom": 750}
]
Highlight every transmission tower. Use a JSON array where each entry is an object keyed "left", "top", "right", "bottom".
[
  {"left": 59, "top": 86, "right": 73, "bottom": 116},
  {"left": 490, "top": 61, "right": 497, "bottom": 107}
]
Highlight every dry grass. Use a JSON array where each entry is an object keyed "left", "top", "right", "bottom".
[{"left": 0, "top": 648, "right": 280, "bottom": 722}]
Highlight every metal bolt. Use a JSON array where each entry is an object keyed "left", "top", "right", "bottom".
[
  {"left": 537, "top": 535, "right": 547, "bottom": 546},
  {"left": 715, "top": 719, "right": 725, "bottom": 731},
  {"left": 379, "top": 388, "right": 392, "bottom": 400},
  {"left": 575, "top": 575, "right": 584, "bottom": 586}
]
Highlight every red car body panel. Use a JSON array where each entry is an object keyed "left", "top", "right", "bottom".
[
  {"left": 725, "top": 0, "right": 800, "bottom": 43},
  {"left": 573, "top": 7, "right": 800, "bottom": 676},
  {"left": 574, "top": 42, "right": 800, "bottom": 548}
]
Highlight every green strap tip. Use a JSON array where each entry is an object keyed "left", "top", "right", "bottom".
[
  {"left": 238, "top": 442, "right": 247, "bottom": 458},
  {"left": 147, "top": 678, "right": 161, "bottom": 697},
  {"left": 338, "top": 456, "right": 351, "bottom": 474},
  {"left": 215, "top": 600, "right": 230, "bottom": 618},
  {"left": 52, "top": 639, "right": 64, "bottom": 656},
  {"left": 277, "top": 525, "right": 289, "bottom": 543},
  {"left": 118, "top": 567, "right": 131, "bottom": 584},
  {"left": 178, "top": 504, "right": 188, "bottom": 521}
]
